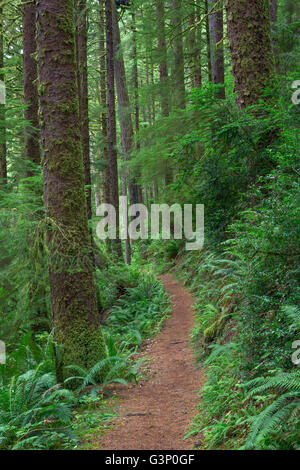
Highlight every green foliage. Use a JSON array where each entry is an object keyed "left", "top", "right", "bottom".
[
  {"left": 0, "top": 333, "right": 77, "bottom": 450},
  {"left": 0, "top": 270, "right": 170, "bottom": 449},
  {"left": 243, "top": 370, "right": 300, "bottom": 450},
  {"left": 106, "top": 274, "right": 170, "bottom": 349},
  {"left": 96, "top": 262, "right": 140, "bottom": 310},
  {"left": 0, "top": 174, "right": 49, "bottom": 342}
]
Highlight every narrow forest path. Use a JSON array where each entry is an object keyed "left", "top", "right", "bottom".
[{"left": 96, "top": 274, "right": 205, "bottom": 450}]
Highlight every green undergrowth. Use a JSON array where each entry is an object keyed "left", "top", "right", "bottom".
[{"left": 0, "top": 264, "right": 170, "bottom": 450}]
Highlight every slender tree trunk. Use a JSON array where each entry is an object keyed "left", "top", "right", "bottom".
[
  {"left": 225, "top": 0, "right": 274, "bottom": 110},
  {"left": 208, "top": 0, "right": 225, "bottom": 98},
  {"left": 111, "top": 1, "right": 131, "bottom": 264},
  {"left": 0, "top": 6, "right": 7, "bottom": 185},
  {"left": 36, "top": 0, "right": 106, "bottom": 382},
  {"left": 99, "top": 0, "right": 110, "bottom": 205},
  {"left": 270, "top": 0, "right": 280, "bottom": 72},
  {"left": 188, "top": 7, "right": 195, "bottom": 89},
  {"left": 205, "top": 0, "right": 212, "bottom": 82},
  {"left": 75, "top": 0, "right": 92, "bottom": 221},
  {"left": 105, "top": 0, "right": 123, "bottom": 258},
  {"left": 156, "top": 0, "right": 169, "bottom": 116},
  {"left": 130, "top": 11, "right": 142, "bottom": 204},
  {"left": 172, "top": 0, "right": 185, "bottom": 109},
  {"left": 194, "top": 3, "right": 202, "bottom": 88},
  {"left": 150, "top": 54, "right": 156, "bottom": 121},
  {"left": 270, "top": 0, "right": 278, "bottom": 23},
  {"left": 22, "top": 0, "right": 41, "bottom": 175},
  {"left": 132, "top": 11, "right": 140, "bottom": 142}
]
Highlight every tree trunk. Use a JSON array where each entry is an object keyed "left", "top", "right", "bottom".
[
  {"left": 36, "top": 0, "right": 106, "bottom": 382},
  {"left": 22, "top": 0, "right": 41, "bottom": 175},
  {"left": 99, "top": 0, "right": 110, "bottom": 205},
  {"left": 270, "top": 0, "right": 280, "bottom": 72},
  {"left": 172, "top": 0, "right": 185, "bottom": 109},
  {"left": 225, "top": 0, "right": 274, "bottom": 110},
  {"left": 270, "top": 0, "right": 277, "bottom": 23},
  {"left": 194, "top": 3, "right": 202, "bottom": 88},
  {"left": 132, "top": 11, "right": 140, "bottom": 142},
  {"left": 105, "top": 0, "right": 123, "bottom": 258},
  {"left": 0, "top": 5, "right": 7, "bottom": 185},
  {"left": 75, "top": 0, "right": 92, "bottom": 221},
  {"left": 205, "top": 0, "right": 212, "bottom": 82},
  {"left": 208, "top": 0, "right": 225, "bottom": 98},
  {"left": 156, "top": 0, "right": 169, "bottom": 116}
]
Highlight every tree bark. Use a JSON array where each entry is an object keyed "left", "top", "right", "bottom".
[
  {"left": 208, "top": 0, "right": 225, "bottom": 98},
  {"left": 36, "top": 0, "right": 106, "bottom": 382},
  {"left": 270, "top": 0, "right": 277, "bottom": 23},
  {"left": 105, "top": 0, "right": 123, "bottom": 258},
  {"left": 131, "top": 11, "right": 140, "bottom": 141},
  {"left": 172, "top": 0, "right": 185, "bottom": 109},
  {"left": 270, "top": 0, "right": 279, "bottom": 72},
  {"left": 205, "top": 0, "right": 212, "bottom": 82},
  {"left": 99, "top": 0, "right": 110, "bottom": 205},
  {"left": 156, "top": 0, "right": 169, "bottom": 116},
  {"left": 22, "top": 0, "right": 41, "bottom": 175},
  {"left": 225, "top": 0, "right": 274, "bottom": 110},
  {"left": 75, "top": 0, "right": 92, "bottom": 221},
  {"left": 194, "top": 3, "right": 202, "bottom": 88},
  {"left": 0, "top": 5, "right": 7, "bottom": 185}
]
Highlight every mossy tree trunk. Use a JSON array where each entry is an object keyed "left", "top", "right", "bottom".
[
  {"left": 75, "top": 0, "right": 92, "bottom": 221},
  {"left": 0, "top": 5, "right": 7, "bottom": 186},
  {"left": 22, "top": 0, "right": 41, "bottom": 176},
  {"left": 36, "top": 0, "right": 106, "bottom": 382},
  {"left": 225, "top": 0, "right": 274, "bottom": 110},
  {"left": 208, "top": 0, "right": 225, "bottom": 98}
]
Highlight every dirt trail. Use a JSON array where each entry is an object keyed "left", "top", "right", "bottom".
[{"left": 98, "top": 274, "right": 205, "bottom": 450}]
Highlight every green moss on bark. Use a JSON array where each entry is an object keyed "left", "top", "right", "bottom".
[
  {"left": 36, "top": 0, "right": 107, "bottom": 386},
  {"left": 225, "top": 0, "right": 275, "bottom": 109}
]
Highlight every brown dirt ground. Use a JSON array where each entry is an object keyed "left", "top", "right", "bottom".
[{"left": 96, "top": 274, "right": 205, "bottom": 450}]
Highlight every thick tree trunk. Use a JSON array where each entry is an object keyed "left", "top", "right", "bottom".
[
  {"left": 105, "top": 0, "right": 123, "bottom": 258},
  {"left": 75, "top": 0, "right": 92, "bottom": 221},
  {"left": 99, "top": 0, "right": 110, "bottom": 205},
  {"left": 208, "top": 0, "right": 225, "bottom": 98},
  {"left": 225, "top": 0, "right": 274, "bottom": 110},
  {"left": 22, "top": 0, "right": 41, "bottom": 175},
  {"left": 36, "top": 0, "right": 106, "bottom": 381},
  {"left": 0, "top": 6, "right": 7, "bottom": 185},
  {"left": 172, "top": 0, "right": 185, "bottom": 109},
  {"left": 156, "top": 0, "right": 169, "bottom": 116}
]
